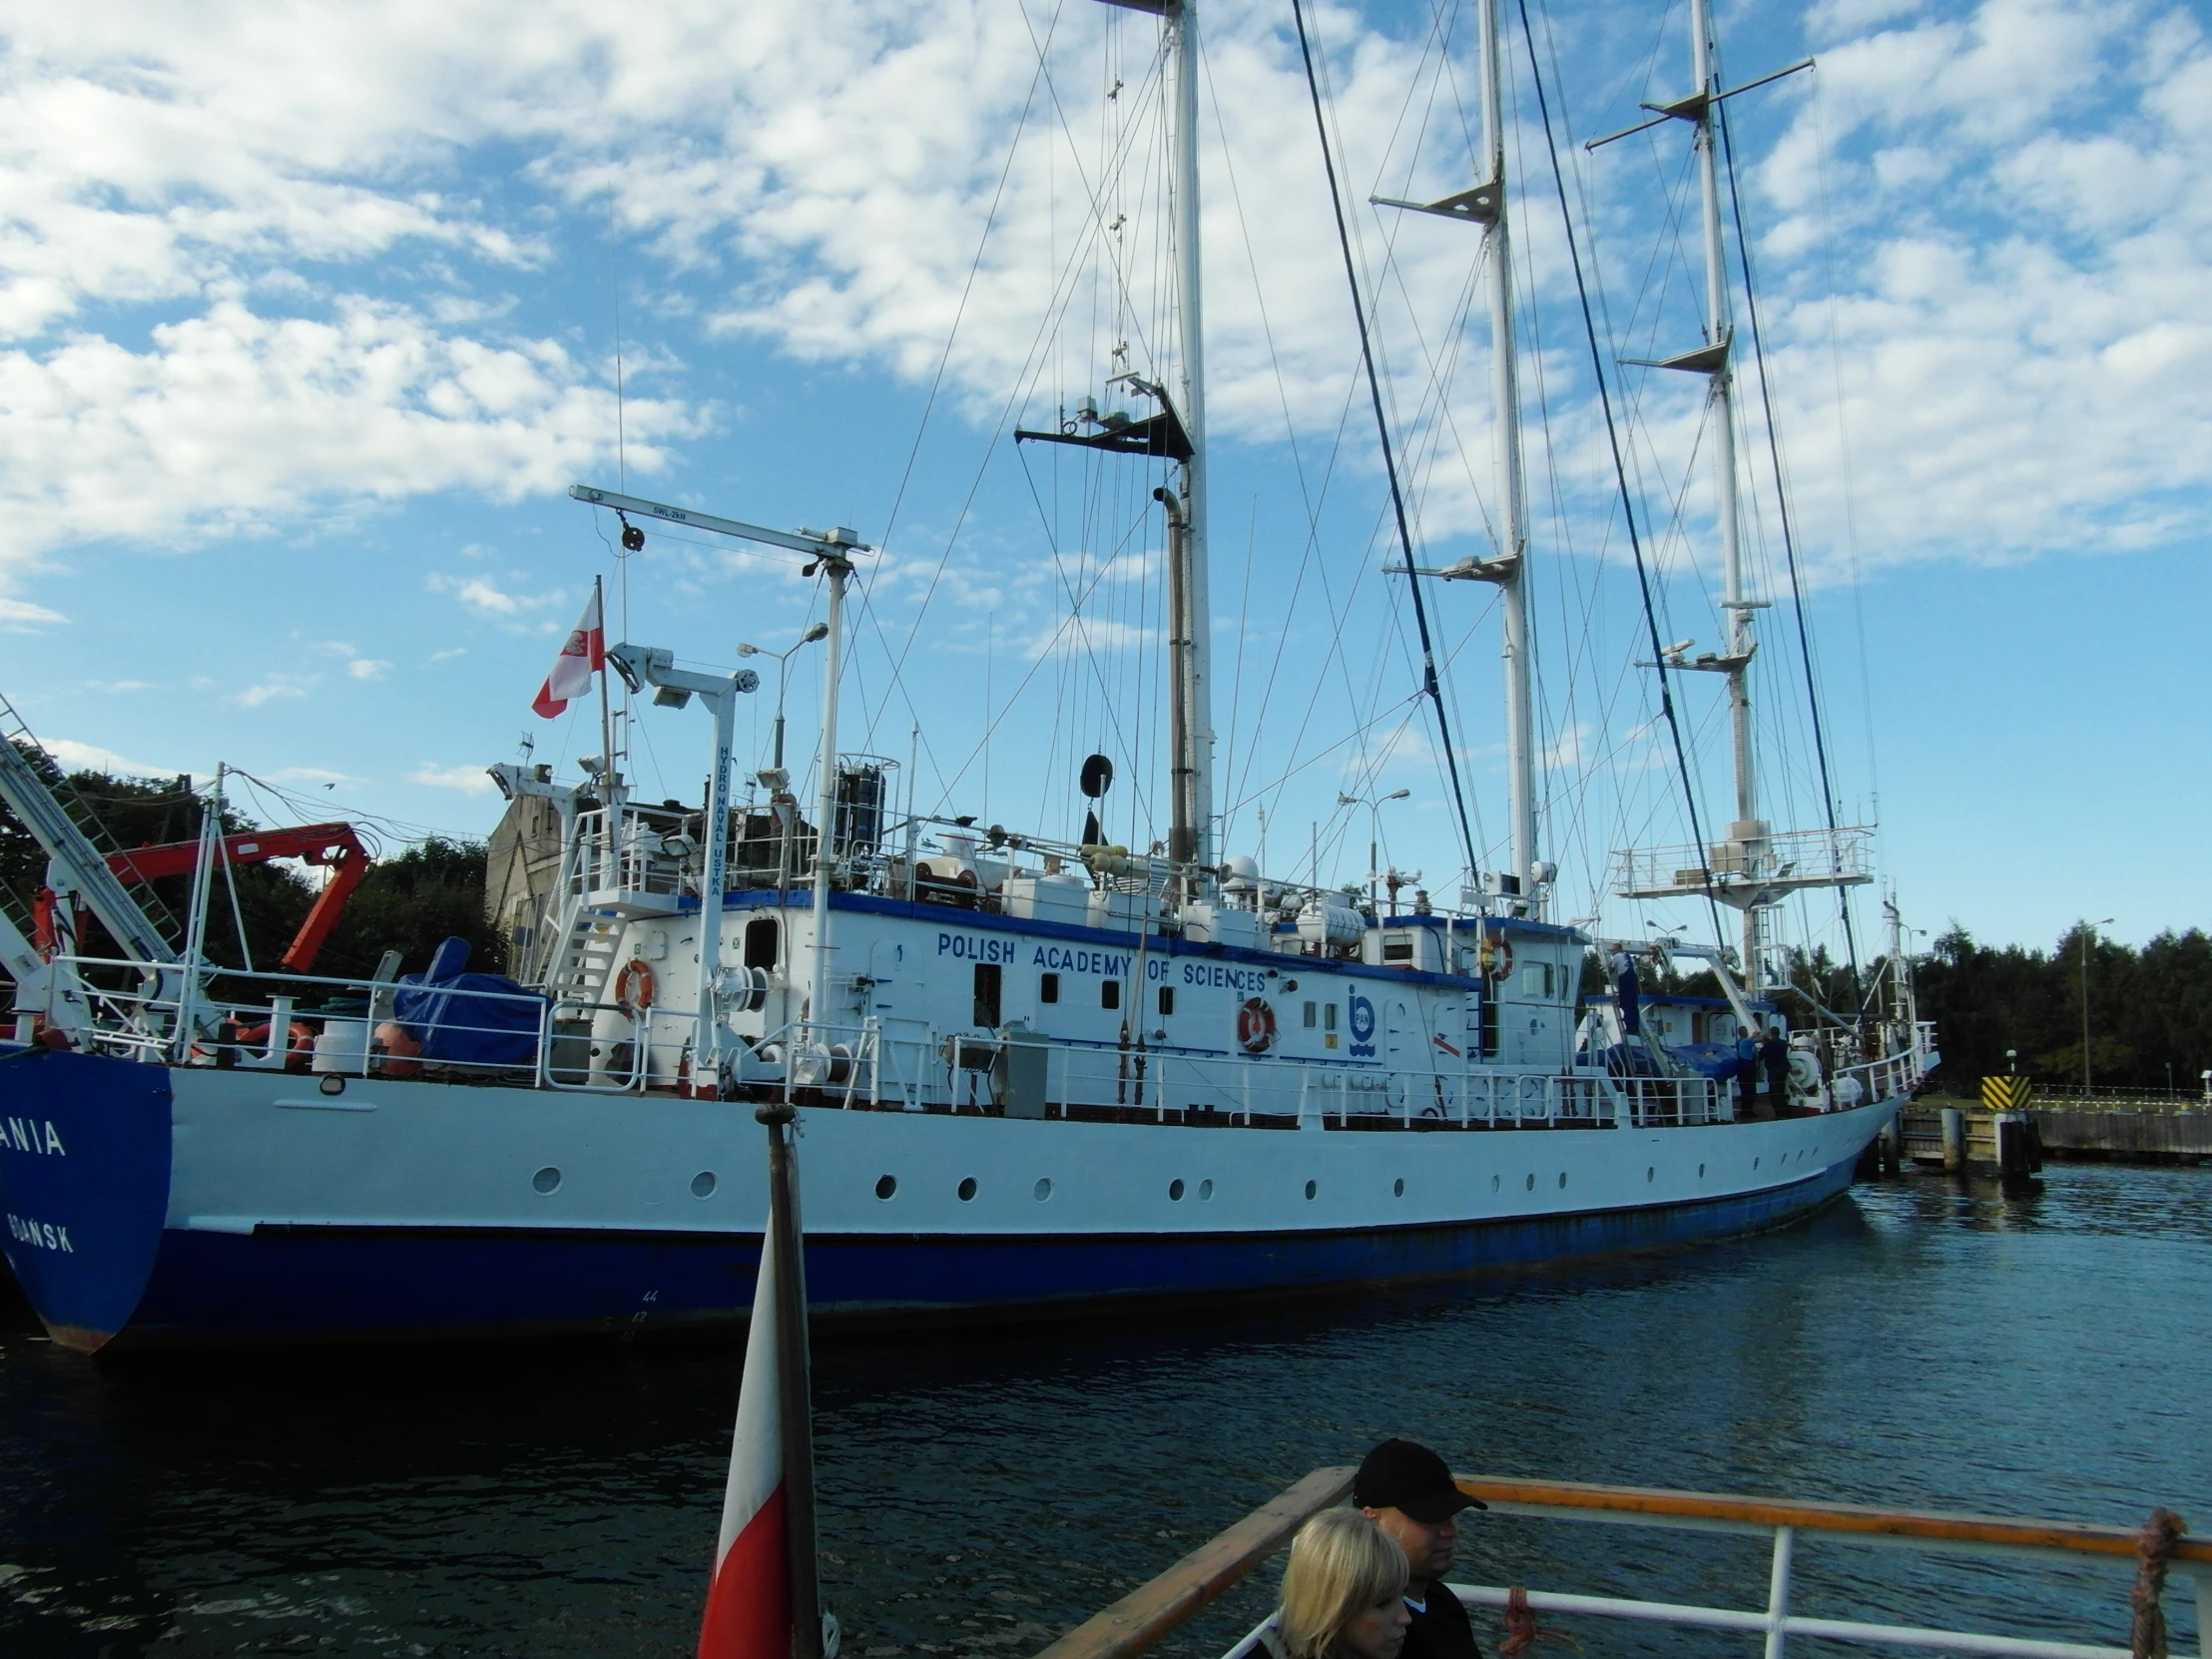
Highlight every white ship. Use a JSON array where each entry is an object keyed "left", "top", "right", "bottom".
[{"left": 0, "top": 0, "right": 1934, "bottom": 1351}]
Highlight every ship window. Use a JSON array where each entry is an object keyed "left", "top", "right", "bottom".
[
  {"left": 973, "top": 963, "right": 1002, "bottom": 1029},
  {"left": 1303, "top": 1001, "right": 1317, "bottom": 1028},
  {"left": 1158, "top": 986, "right": 1175, "bottom": 1016},
  {"left": 1382, "top": 936, "right": 1414, "bottom": 962},
  {"left": 1324, "top": 1004, "right": 1339, "bottom": 1031},
  {"left": 1040, "top": 972, "right": 1061, "bottom": 1004},
  {"left": 744, "top": 917, "right": 779, "bottom": 970},
  {"left": 1101, "top": 979, "right": 1121, "bottom": 1010},
  {"left": 1521, "top": 963, "right": 1555, "bottom": 997}
]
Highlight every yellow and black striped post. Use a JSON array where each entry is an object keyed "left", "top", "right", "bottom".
[{"left": 1982, "top": 1075, "right": 2034, "bottom": 1111}]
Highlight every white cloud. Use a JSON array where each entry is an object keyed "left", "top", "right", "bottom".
[
  {"left": 0, "top": 0, "right": 2194, "bottom": 606},
  {"left": 0, "top": 596, "right": 66, "bottom": 629},
  {"left": 346, "top": 658, "right": 392, "bottom": 680},
  {"left": 85, "top": 678, "right": 152, "bottom": 693},
  {"left": 271, "top": 766, "right": 358, "bottom": 786},
  {"left": 41, "top": 737, "right": 178, "bottom": 777},
  {"left": 234, "top": 673, "right": 315, "bottom": 708},
  {"left": 409, "top": 762, "right": 496, "bottom": 793},
  {"left": 425, "top": 571, "right": 564, "bottom": 621},
  {"left": 428, "top": 646, "right": 468, "bottom": 662}
]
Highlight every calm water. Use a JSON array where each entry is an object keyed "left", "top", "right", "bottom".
[{"left": 4, "top": 1165, "right": 2207, "bottom": 1659}]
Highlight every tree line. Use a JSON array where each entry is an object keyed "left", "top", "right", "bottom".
[{"left": 1911, "top": 923, "right": 2212, "bottom": 1097}]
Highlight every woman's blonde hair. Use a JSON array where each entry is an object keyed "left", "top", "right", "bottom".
[{"left": 1277, "top": 1509, "right": 1409, "bottom": 1659}]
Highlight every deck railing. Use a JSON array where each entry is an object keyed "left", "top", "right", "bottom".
[{"left": 1034, "top": 1469, "right": 2207, "bottom": 1659}]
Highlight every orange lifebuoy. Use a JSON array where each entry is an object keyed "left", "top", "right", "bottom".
[
  {"left": 614, "top": 958, "right": 656, "bottom": 1013},
  {"left": 1237, "top": 996, "right": 1278, "bottom": 1054},
  {"left": 1477, "top": 935, "right": 1514, "bottom": 981}
]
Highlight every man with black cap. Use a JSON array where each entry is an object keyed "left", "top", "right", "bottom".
[{"left": 1354, "top": 1439, "right": 1486, "bottom": 1659}]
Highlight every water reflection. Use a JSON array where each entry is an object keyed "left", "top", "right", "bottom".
[{"left": 2, "top": 1166, "right": 2206, "bottom": 1658}]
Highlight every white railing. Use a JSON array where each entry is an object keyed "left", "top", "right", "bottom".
[
  {"left": 1612, "top": 825, "right": 1875, "bottom": 896},
  {"left": 1171, "top": 1474, "right": 2205, "bottom": 1659}
]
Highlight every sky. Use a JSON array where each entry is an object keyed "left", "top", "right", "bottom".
[{"left": 0, "top": 0, "right": 2205, "bottom": 964}]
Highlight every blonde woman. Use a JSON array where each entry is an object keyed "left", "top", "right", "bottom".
[{"left": 1270, "top": 1509, "right": 1414, "bottom": 1659}]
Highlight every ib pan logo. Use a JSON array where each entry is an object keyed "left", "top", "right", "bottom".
[{"left": 1348, "top": 992, "right": 1377, "bottom": 1057}]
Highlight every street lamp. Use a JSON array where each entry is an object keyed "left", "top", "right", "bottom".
[
  {"left": 1337, "top": 788, "right": 1409, "bottom": 915},
  {"left": 738, "top": 623, "right": 830, "bottom": 771},
  {"left": 2080, "top": 916, "right": 2113, "bottom": 1093}
]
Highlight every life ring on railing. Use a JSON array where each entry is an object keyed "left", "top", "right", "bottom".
[
  {"left": 1236, "top": 996, "right": 1278, "bottom": 1054},
  {"left": 1477, "top": 935, "right": 1514, "bottom": 981},
  {"left": 614, "top": 959, "right": 656, "bottom": 1014}
]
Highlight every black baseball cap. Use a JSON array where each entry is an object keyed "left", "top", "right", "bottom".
[{"left": 1353, "top": 1438, "right": 1486, "bottom": 1522}]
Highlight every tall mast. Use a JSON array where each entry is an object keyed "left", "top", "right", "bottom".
[
  {"left": 1169, "top": 0, "right": 1215, "bottom": 876},
  {"left": 1478, "top": 0, "right": 1536, "bottom": 892},
  {"left": 1688, "top": 0, "right": 1761, "bottom": 985}
]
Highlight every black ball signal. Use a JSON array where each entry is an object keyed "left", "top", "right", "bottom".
[
  {"left": 620, "top": 522, "right": 647, "bottom": 552},
  {"left": 1079, "top": 754, "right": 1114, "bottom": 800}
]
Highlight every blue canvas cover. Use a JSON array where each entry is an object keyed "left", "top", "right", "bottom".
[
  {"left": 393, "top": 937, "right": 545, "bottom": 1067},
  {"left": 1666, "top": 1040, "right": 1744, "bottom": 1081}
]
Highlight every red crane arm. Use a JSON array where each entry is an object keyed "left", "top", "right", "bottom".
[{"left": 106, "top": 823, "right": 373, "bottom": 973}]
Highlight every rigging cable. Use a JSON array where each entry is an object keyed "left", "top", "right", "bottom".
[
  {"left": 1717, "top": 96, "right": 1865, "bottom": 1010},
  {"left": 1512, "top": 0, "right": 1726, "bottom": 948},
  {"left": 1288, "top": 0, "right": 1482, "bottom": 889}
]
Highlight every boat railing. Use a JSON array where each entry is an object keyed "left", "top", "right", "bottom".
[
  {"left": 29, "top": 951, "right": 561, "bottom": 1084},
  {"left": 1031, "top": 1467, "right": 2208, "bottom": 1659},
  {"left": 735, "top": 1018, "right": 1750, "bottom": 1130}
]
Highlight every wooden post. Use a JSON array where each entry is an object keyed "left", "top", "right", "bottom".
[
  {"left": 1940, "top": 1106, "right": 1964, "bottom": 1173},
  {"left": 760, "top": 1101, "right": 824, "bottom": 1659}
]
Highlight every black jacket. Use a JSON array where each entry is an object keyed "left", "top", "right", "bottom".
[{"left": 1402, "top": 1586, "right": 1484, "bottom": 1659}]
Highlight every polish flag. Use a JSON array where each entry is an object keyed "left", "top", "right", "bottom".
[
  {"left": 699, "top": 1228, "right": 791, "bottom": 1659},
  {"left": 531, "top": 587, "right": 605, "bottom": 718}
]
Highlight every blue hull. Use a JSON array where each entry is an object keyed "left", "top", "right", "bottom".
[{"left": 0, "top": 1045, "right": 1867, "bottom": 1350}]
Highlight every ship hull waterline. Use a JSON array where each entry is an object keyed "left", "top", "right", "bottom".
[{"left": 0, "top": 1046, "right": 1897, "bottom": 1352}]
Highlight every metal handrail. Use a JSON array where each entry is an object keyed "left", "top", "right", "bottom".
[{"left": 1029, "top": 1468, "right": 2205, "bottom": 1659}]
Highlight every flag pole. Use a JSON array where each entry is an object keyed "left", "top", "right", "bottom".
[
  {"left": 594, "top": 573, "right": 620, "bottom": 889},
  {"left": 760, "top": 1100, "right": 824, "bottom": 1659}
]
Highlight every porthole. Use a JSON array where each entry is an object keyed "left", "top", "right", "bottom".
[
  {"left": 875, "top": 1174, "right": 897, "bottom": 1201},
  {"left": 1304, "top": 1179, "right": 1318, "bottom": 1200},
  {"left": 691, "top": 1171, "right": 718, "bottom": 1199},
  {"left": 531, "top": 1166, "right": 562, "bottom": 1195},
  {"left": 1169, "top": 1179, "right": 1186, "bottom": 1202},
  {"left": 1392, "top": 1178, "right": 1405, "bottom": 1198},
  {"left": 1033, "top": 1178, "right": 1053, "bottom": 1202},
  {"left": 1198, "top": 1179, "right": 1214, "bottom": 1201},
  {"left": 1557, "top": 1172, "right": 1567, "bottom": 1189},
  {"left": 1524, "top": 1173, "right": 1535, "bottom": 1192},
  {"left": 957, "top": 1177, "right": 977, "bottom": 1202}
]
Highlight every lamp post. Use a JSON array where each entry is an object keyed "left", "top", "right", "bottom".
[
  {"left": 2080, "top": 916, "right": 2112, "bottom": 1093},
  {"left": 2006, "top": 1048, "right": 2016, "bottom": 1076},
  {"left": 738, "top": 623, "right": 829, "bottom": 771},
  {"left": 1337, "top": 789, "right": 1409, "bottom": 915}
]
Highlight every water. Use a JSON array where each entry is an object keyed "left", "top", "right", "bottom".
[{"left": 4, "top": 1165, "right": 2208, "bottom": 1659}]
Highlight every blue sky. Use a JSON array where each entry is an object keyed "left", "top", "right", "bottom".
[{"left": 0, "top": 0, "right": 2204, "bottom": 964}]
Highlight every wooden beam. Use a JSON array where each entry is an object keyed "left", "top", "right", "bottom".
[
  {"left": 1454, "top": 1477, "right": 2212, "bottom": 1563},
  {"left": 1032, "top": 1466, "right": 1357, "bottom": 1659}
]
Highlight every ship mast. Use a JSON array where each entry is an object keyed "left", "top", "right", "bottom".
[
  {"left": 1479, "top": 0, "right": 1536, "bottom": 895},
  {"left": 1687, "top": 0, "right": 1762, "bottom": 985},
  {"left": 1168, "top": 0, "right": 1214, "bottom": 876},
  {"left": 1371, "top": 0, "right": 1537, "bottom": 904},
  {"left": 1596, "top": 16, "right": 1872, "bottom": 994}
]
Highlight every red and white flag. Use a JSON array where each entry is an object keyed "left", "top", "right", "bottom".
[
  {"left": 699, "top": 1228, "right": 791, "bottom": 1659},
  {"left": 531, "top": 586, "right": 605, "bottom": 718}
]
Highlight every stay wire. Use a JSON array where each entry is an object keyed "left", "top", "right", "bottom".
[
  {"left": 1512, "top": 0, "right": 1725, "bottom": 948},
  {"left": 1288, "top": 0, "right": 1482, "bottom": 890},
  {"left": 1717, "top": 97, "right": 1863, "bottom": 1007}
]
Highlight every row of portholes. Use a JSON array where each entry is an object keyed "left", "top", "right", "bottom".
[
  {"left": 531, "top": 1167, "right": 720, "bottom": 1199},
  {"left": 1487, "top": 1172, "right": 1571, "bottom": 1193},
  {"left": 868, "top": 1174, "right": 1394, "bottom": 1204}
]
